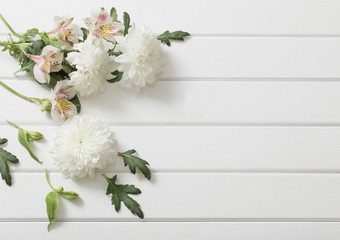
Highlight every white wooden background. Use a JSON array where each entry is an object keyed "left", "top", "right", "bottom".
[{"left": 1, "top": 0, "right": 340, "bottom": 239}]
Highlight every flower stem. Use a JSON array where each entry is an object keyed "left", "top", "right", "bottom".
[
  {"left": 6, "top": 119, "right": 20, "bottom": 129},
  {"left": 45, "top": 169, "right": 58, "bottom": 192},
  {"left": 0, "top": 14, "right": 24, "bottom": 38},
  {"left": 0, "top": 80, "right": 42, "bottom": 104}
]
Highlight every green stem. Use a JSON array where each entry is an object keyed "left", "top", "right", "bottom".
[
  {"left": 0, "top": 41, "right": 30, "bottom": 57},
  {"left": 0, "top": 14, "right": 24, "bottom": 38},
  {"left": 0, "top": 80, "right": 41, "bottom": 103},
  {"left": 45, "top": 169, "right": 58, "bottom": 192},
  {"left": 6, "top": 119, "right": 20, "bottom": 129}
]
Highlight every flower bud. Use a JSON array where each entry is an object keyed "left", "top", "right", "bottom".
[
  {"left": 40, "top": 99, "right": 52, "bottom": 112},
  {"left": 27, "top": 131, "right": 44, "bottom": 141},
  {"left": 60, "top": 191, "right": 79, "bottom": 200}
]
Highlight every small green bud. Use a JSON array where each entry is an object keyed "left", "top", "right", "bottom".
[
  {"left": 60, "top": 191, "right": 79, "bottom": 200},
  {"left": 47, "top": 34, "right": 59, "bottom": 41},
  {"left": 40, "top": 99, "right": 51, "bottom": 112},
  {"left": 27, "top": 131, "right": 44, "bottom": 141},
  {"left": 56, "top": 186, "right": 64, "bottom": 193}
]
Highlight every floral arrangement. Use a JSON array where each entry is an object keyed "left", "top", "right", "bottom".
[{"left": 0, "top": 7, "right": 189, "bottom": 230}]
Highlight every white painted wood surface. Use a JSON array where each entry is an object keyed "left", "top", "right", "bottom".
[{"left": 1, "top": 0, "right": 340, "bottom": 239}]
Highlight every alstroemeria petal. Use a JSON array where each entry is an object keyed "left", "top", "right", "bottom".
[
  {"left": 95, "top": 22, "right": 124, "bottom": 41},
  {"left": 33, "top": 63, "right": 50, "bottom": 84},
  {"left": 54, "top": 80, "right": 76, "bottom": 100},
  {"left": 51, "top": 99, "right": 77, "bottom": 122}
]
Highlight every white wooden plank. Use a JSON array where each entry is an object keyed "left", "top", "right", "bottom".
[
  {"left": 2, "top": 173, "right": 340, "bottom": 220},
  {"left": 1, "top": 222, "right": 340, "bottom": 240},
  {"left": 1, "top": 0, "right": 340, "bottom": 35},
  {"left": 3, "top": 126, "right": 340, "bottom": 172},
  {"left": 1, "top": 80, "right": 340, "bottom": 124},
  {"left": 2, "top": 37, "right": 340, "bottom": 79}
]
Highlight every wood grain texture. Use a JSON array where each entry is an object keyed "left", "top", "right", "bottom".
[
  {"left": 1, "top": 0, "right": 340, "bottom": 238},
  {"left": 2, "top": 222, "right": 340, "bottom": 240},
  {"left": 1, "top": 80, "right": 340, "bottom": 125},
  {"left": 1, "top": 0, "right": 340, "bottom": 35},
  {"left": 1, "top": 37, "right": 340, "bottom": 79},
  {"left": 2, "top": 173, "right": 340, "bottom": 220},
  {"left": 2, "top": 126, "right": 340, "bottom": 172}
]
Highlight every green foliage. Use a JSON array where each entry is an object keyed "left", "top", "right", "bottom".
[
  {"left": 118, "top": 149, "right": 151, "bottom": 180},
  {"left": 19, "top": 28, "right": 39, "bottom": 42},
  {"left": 102, "top": 174, "right": 144, "bottom": 219},
  {"left": 110, "top": 7, "right": 118, "bottom": 21},
  {"left": 18, "top": 128, "right": 42, "bottom": 163},
  {"left": 46, "top": 191, "right": 58, "bottom": 231},
  {"left": 39, "top": 32, "right": 65, "bottom": 48},
  {"left": 45, "top": 169, "right": 79, "bottom": 231},
  {"left": 107, "top": 70, "right": 123, "bottom": 83},
  {"left": 0, "top": 142, "right": 19, "bottom": 186},
  {"left": 18, "top": 40, "right": 45, "bottom": 74},
  {"left": 69, "top": 95, "right": 81, "bottom": 113},
  {"left": 123, "top": 12, "right": 131, "bottom": 36},
  {"left": 81, "top": 27, "right": 89, "bottom": 41},
  {"left": 0, "top": 138, "right": 8, "bottom": 145},
  {"left": 157, "top": 30, "right": 190, "bottom": 46}
]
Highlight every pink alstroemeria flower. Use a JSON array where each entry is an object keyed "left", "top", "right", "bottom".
[
  {"left": 29, "top": 45, "right": 63, "bottom": 84},
  {"left": 48, "top": 16, "right": 82, "bottom": 47},
  {"left": 49, "top": 80, "right": 77, "bottom": 123},
  {"left": 84, "top": 8, "right": 124, "bottom": 41}
]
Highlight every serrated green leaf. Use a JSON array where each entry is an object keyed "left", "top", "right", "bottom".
[
  {"left": 17, "top": 40, "right": 45, "bottom": 74},
  {"left": 157, "top": 30, "right": 190, "bottom": 46},
  {"left": 107, "top": 70, "right": 123, "bottom": 83},
  {"left": 69, "top": 95, "right": 81, "bottom": 113},
  {"left": 118, "top": 149, "right": 151, "bottom": 180},
  {"left": 123, "top": 12, "right": 131, "bottom": 36},
  {"left": 81, "top": 27, "right": 89, "bottom": 41},
  {"left": 45, "top": 191, "right": 58, "bottom": 231},
  {"left": 25, "top": 28, "right": 39, "bottom": 37},
  {"left": 110, "top": 7, "right": 118, "bottom": 21},
  {"left": 102, "top": 174, "right": 144, "bottom": 219},
  {"left": 47, "top": 71, "right": 69, "bottom": 89},
  {"left": 18, "top": 128, "right": 41, "bottom": 163},
  {"left": 0, "top": 148, "right": 19, "bottom": 186},
  {"left": 0, "top": 138, "right": 8, "bottom": 145}
]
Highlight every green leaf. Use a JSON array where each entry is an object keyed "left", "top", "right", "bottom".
[
  {"left": 118, "top": 149, "right": 151, "bottom": 180},
  {"left": 157, "top": 30, "right": 190, "bottom": 46},
  {"left": 17, "top": 40, "right": 45, "bottom": 74},
  {"left": 47, "top": 70, "right": 69, "bottom": 89},
  {"left": 69, "top": 95, "right": 81, "bottom": 113},
  {"left": 39, "top": 32, "right": 65, "bottom": 48},
  {"left": 45, "top": 191, "right": 58, "bottom": 231},
  {"left": 110, "top": 7, "right": 118, "bottom": 21},
  {"left": 18, "top": 128, "right": 41, "bottom": 163},
  {"left": 81, "top": 27, "right": 89, "bottom": 41},
  {"left": 102, "top": 174, "right": 144, "bottom": 219},
  {"left": 25, "top": 28, "right": 39, "bottom": 38},
  {"left": 0, "top": 148, "right": 19, "bottom": 186},
  {"left": 123, "top": 12, "right": 131, "bottom": 36},
  {"left": 107, "top": 70, "right": 123, "bottom": 83},
  {"left": 0, "top": 138, "right": 8, "bottom": 145}
]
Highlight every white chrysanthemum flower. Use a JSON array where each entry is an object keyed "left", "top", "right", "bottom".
[
  {"left": 50, "top": 115, "right": 116, "bottom": 180},
  {"left": 66, "top": 35, "right": 117, "bottom": 98},
  {"left": 115, "top": 24, "right": 164, "bottom": 91}
]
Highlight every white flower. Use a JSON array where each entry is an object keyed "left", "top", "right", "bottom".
[
  {"left": 66, "top": 35, "right": 117, "bottom": 98},
  {"left": 50, "top": 115, "right": 116, "bottom": 180},
  {"left": 29, "top": 45, "right": 63, "bottom": 84},
  {"left": 49, "top": 80, "right": 78, "bottom": 123},
  {"left": 48, "top": 16, "right": 82, "bottom": 49},
  {"left": 115, "top": 24, "right": 164, "bottom": 91},
  {"left": 84, "top": 8, "right": 124, "bottom": 41}
]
